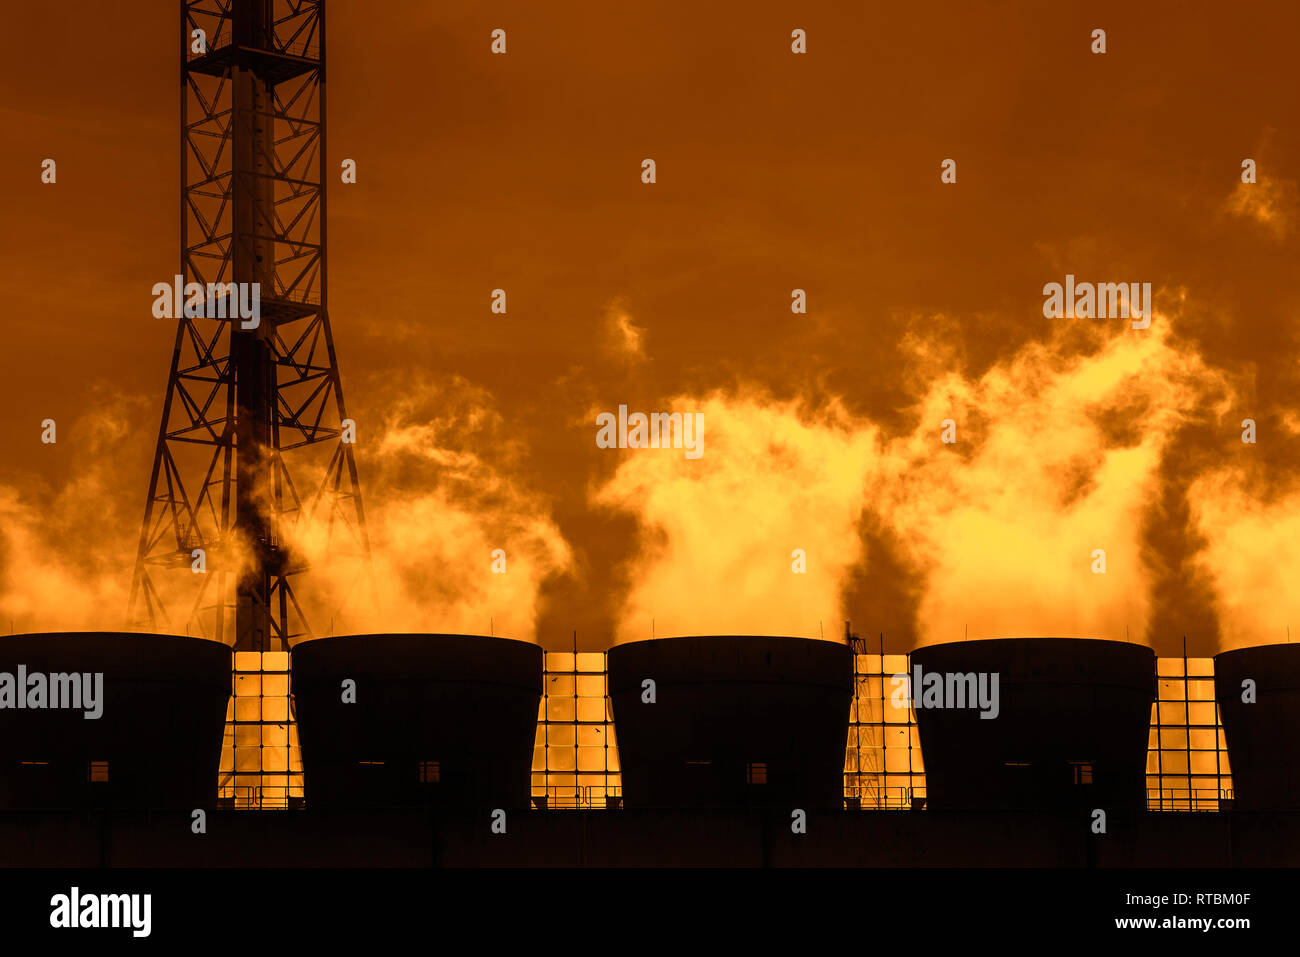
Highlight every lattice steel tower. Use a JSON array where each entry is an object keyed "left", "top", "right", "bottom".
[
  {"left": 130, "top": 0, "right": 367, "bottom": 652},
  {"left": 131, "top": 0, "right": 369, "bottom": 806},
  {"left": 128, "top": 1, "right": 367, "bottom": 806}
]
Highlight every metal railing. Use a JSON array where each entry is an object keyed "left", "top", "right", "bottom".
[
  {"left": 532, "top": 785, "right": 622, "bottom": 810},
  {"left": 843, "top": 785, "right": 927, "bottom": 810},
  {"left": 217, "top": 784, "right": 304, "bottom": 810},
  {"left": 1146, "top": 787, "right": 1231, "bottom": 812}
]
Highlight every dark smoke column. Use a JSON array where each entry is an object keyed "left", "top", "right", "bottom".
[{"left": 129, "top": 0, "right": 369, "bottom": 652}]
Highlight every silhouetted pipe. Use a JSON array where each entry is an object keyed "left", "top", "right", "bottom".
[
  {"left": 910, "top": 638, "right": 1155, "bottom": 812},
  {"left": 290, "top": 634, "right": 541, "bottom": 810},
  {"left": 608, "top": 636, "right": 853, "bottom": 809},
  {"left": 1214, "top": 643, "right": 1300, "bottom": 811},
  {"left": 0, "top": 632, "right": 230, "bottom": 810},
  {"left": 230, "top": 0, "right": 282, "bottom": 652}
]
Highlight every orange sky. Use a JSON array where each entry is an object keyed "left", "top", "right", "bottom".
[{"left": 0, "top": 0, "right": 1297, "bottom": 655}]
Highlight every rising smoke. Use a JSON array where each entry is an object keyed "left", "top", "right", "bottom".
[
  {"left": 284, "top": 373, "right": 573, "bottom": 641},
  {"left": 590, "top": 300, "right": 1298, "bottom": 654}
]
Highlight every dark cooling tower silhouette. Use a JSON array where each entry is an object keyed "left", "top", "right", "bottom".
[
  {"left": 1214, "top": 643, "right": 1300, "bottom": 811},
  {"left": 607, "top": 636, "right": 853, "bottom": 809},
  {"left": 910, "top": 638, "right": 1155, "bottom": 812},
  {"left": 0, "top": 632, "right": 230, "bottom": 810},
  {"left": 290, "top": 634, "right": 541, "bottom": 809}
]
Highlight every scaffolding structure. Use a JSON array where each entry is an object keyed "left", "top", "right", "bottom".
[
  {"left": 531, "top": 644, "right": 622, "bottom": 809},
  {"left": 220, "top": 650, "right": 303, "bottom": 808},
  {"left": 844, "top": 631, "right": 926, "bottom": 809},
  {"left": 1146, "top": 646, "right": 1232, "bottom": 811}
]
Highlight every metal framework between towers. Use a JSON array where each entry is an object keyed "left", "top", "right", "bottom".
[{"left": 128, "top": 0, "right": 369, "bottom": 655}]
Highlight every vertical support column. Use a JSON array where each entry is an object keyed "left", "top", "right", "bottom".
[{"left": 231, "top": 0, "right": 280, "bottom": 653}]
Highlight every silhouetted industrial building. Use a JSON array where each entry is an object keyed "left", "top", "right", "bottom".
[
  {"left": 1214, "top": 643, "right": 1300, "bottom": 811},
  {"left": 910, "top": 638, "right": 1155, "bottom": 812},
  {"left": 290, "top": 634, "right": 542, "bottom": 810},
  {"left": 0, "top": 632, "right": 229, "bottom": 810},
  {"left": 3, "top": 632, "right": 1300, "bottom": 865},
  {"left": 607, "top": 636, "right": 853, "bottom": 809}
]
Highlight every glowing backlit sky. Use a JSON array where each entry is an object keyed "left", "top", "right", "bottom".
[{"left": 0, "top": 0, "right": 1297, "bottom": 654}]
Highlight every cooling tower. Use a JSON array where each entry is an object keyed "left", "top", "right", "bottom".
[
  {"left": 607, "top": 636, "right": 853, "bottom": 809},
  {"left": 910, "top": 638, "right": 1155, "bottom": 812},
  {"left": 1214, "top": 643, "right": 1300, "bottom": 811},
  {"left": 290, "top": 634, "right": 542, "bottom": 810},
  {"left": 0, "top": 632, "right": 230, "bottom": 810}
]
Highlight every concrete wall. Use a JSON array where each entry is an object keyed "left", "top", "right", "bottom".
[{"left": 2, "top": 807, "right": 1296, "bottom": 867}]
